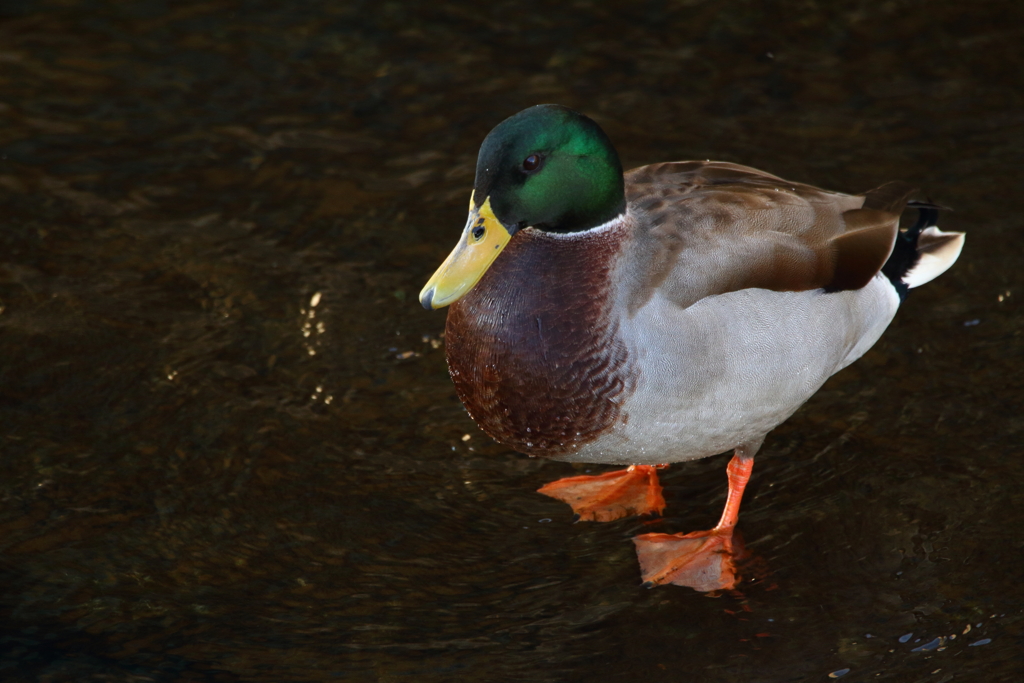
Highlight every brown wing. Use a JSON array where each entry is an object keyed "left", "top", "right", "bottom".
[{"left": 621, "top": 161, "right": 913, "bottom": 313}]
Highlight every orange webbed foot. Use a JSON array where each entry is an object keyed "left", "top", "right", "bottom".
[
  {"left": 633, "top": 526, "right": 742, "bottom": 592},
  {"left": 537, "top": 465, "right": 666, "bottom": 522},
  {"left": 631, "top": 451, "right": 757, "bottom": 591}
]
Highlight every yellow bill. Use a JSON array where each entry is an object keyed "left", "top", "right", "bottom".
[{"left": 419, "top": 194, "right": 513, "bottom": 309}]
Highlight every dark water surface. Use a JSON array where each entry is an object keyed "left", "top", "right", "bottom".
[{"left": 1, "top": 1, "right": 1022, "bottom": 681}]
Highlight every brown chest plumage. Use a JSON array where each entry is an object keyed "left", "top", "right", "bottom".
[{"left": 444, "top": 227, "right": 634, "bottom": 457}]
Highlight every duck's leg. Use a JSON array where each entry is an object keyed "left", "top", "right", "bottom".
[
  {"left": 632, "top": 438, "right": 761, "bottom": 590},
  {"left": 537, "top": 465, "right": 667, "bottom": 522}
]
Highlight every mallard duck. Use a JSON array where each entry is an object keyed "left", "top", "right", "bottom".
[{"left": 419, "top": 104, "right": 964, "bottom": 589}]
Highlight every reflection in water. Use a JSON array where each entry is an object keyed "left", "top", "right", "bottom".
[{"left": 0, "top": 0, "right": 1022, "bottom": 681}]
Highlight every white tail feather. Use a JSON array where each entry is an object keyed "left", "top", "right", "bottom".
[{"left": 905, "top": 227, "right": 965, "bottom": 288}]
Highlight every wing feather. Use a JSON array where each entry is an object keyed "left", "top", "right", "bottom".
[{"left": 622, "top": 161, "right": 912, "bottom": 312}]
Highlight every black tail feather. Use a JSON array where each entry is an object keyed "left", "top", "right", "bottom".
[{"left": 881, "top": 201, "right": 950, "bottom": 300}]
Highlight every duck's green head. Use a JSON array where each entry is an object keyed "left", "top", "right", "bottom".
[{"left": 420, "top": 104, "right": 625, "bottom": 310}]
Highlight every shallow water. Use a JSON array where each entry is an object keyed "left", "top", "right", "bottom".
[{"left": 1, "top": 1, "right": 1022, "bottom": 681}]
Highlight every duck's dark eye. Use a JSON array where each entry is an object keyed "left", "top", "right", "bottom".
[{"left": 522, "top": 154, "right": 541, "bottom": 172}]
